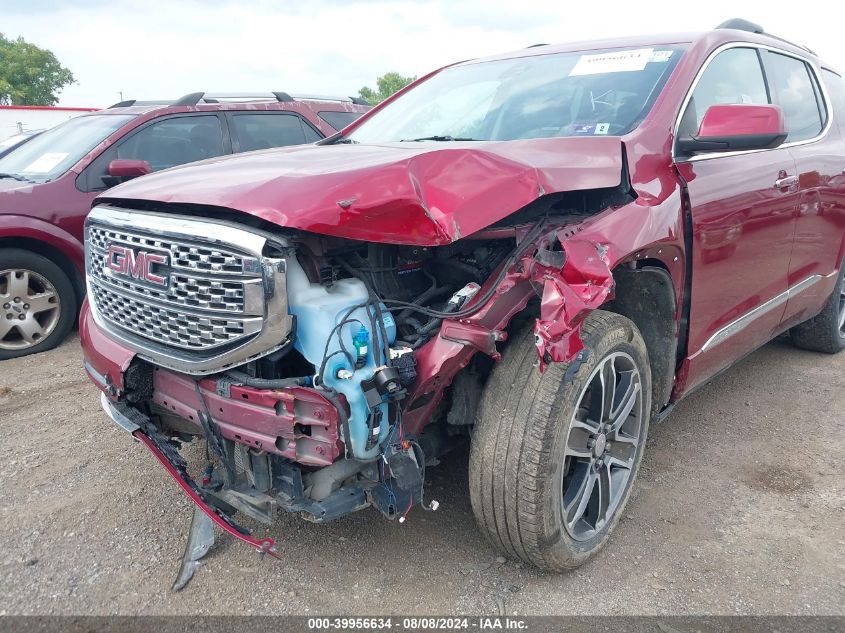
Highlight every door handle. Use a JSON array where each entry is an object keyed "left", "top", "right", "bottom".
[{"left": 774, "top": 175, "right": 798, "bottom": 189}]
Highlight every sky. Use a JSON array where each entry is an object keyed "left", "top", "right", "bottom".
[{"left": 2, "top": 0, "right": 843, "bottom": 108}]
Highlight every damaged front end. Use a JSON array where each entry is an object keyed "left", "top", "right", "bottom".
[{"left": 81, "top": 140, "right": 630, "bottom": 585}]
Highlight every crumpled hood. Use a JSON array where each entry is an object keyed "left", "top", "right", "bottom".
[{"left": 98, "top": 137, "right": 623, "bottom": 246}]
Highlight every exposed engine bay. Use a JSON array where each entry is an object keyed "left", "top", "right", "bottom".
[
  {"left": 258, "top": 234, "right": 512, "bottom": 451},
  {"left": 131, "top": 229, "right": 522, "bottom": 528}
]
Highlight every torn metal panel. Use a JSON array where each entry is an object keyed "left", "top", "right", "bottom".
[
  {"left": 531, "top": 238, "right": 615, "bottom": 369},
  {"left": 401, "top": 225, "right": 614, "bottom": 431}
]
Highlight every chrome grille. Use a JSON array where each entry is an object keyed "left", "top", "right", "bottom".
[
  {"left": 87, "top": 225, "right": 247, "bottom": 274},
  {"left": 90, "top": 284, "right": 259, "bottom": 349},
  {"left": 85, "top": 205, "right": 293, "bottom": 374},
  {"left": 87, "top": 248, "right": 248, "bottom": 312},
  {"left": 171, "top": 244, "right": 245, "bottom": 273},
  {"left": 171, "top": 275, "right": 245, "bottom": 311}
]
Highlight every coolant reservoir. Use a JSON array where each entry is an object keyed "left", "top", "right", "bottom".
[{"left": 285, "top": 257, "right": 396, "bottom": 460}]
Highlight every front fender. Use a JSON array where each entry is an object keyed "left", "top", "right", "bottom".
[{"left": 0, "top": 214, "right": 85, "bottom": 276}]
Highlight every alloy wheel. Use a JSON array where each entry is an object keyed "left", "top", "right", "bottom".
[
  {"left": 561, "top": 351, "right": 644, "bottom": 541},
  {"left": 0, "top": 268, "right": 61, "bottom": 351},
  {"left": 839, "top": 283, "right": 845, "bottom": 338}
]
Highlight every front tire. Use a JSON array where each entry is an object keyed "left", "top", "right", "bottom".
[
  {"left": 469, "top": 311, "right": 651, "bottom": 571},
  {"left": 0, "top": 249, "right": 77, "bottom": 361},
  {"left": 790, "top": 259, "right": 845, "bottom": 354}
]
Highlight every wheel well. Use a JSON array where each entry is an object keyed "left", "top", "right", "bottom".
[
  {"left": 604, "top": 261, "right": 678, "bottom": 416},
  {"left": 0, "top": 237, "right": 85, "bottom": 303}
]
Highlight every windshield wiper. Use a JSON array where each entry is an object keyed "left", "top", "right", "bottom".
[
  {"left": 400, "top": 135, "right": 480, "bottom": 142},
  {"left": 0, "top": 172, "right": 33, "bottom": 182}
]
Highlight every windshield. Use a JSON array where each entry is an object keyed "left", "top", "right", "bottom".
[
  {"left": 0, "top": 133, "right": 35, "bottom": 154},
  {"left": 0, "top": 114, "right": 134, "bottom": 182},
  {"left": 348, "top": 46, "right": 684, "bottom": 143}
]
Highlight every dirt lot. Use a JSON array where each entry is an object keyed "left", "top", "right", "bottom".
[{"left": 0, "top": 332, "right": 843, "bottom": 616}]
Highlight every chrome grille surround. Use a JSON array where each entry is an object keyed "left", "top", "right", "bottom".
[{"left": 85, "top": 205, "right": 293, "bottom": 374}]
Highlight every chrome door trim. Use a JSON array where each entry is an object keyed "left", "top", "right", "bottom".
[{"left": 700, "top": 271, "right": 836, "bottom": 352}]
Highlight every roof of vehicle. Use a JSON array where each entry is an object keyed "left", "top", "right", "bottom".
[
  {"left": 461, "top": 19, "right": 826, "bottom": 68},
  {"left": 102, "top": 91, "right": 370, "bottom": 114},
  {"left": 0, "top": 105, "right": 98, "bottom": 112},
  {"left": 71, "top": 93, "right": 368, "bottom": 125}
]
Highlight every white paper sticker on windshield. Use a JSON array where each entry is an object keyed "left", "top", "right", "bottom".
[
  {"left": 594, "top": 123, "right": 610, "bottom": 135},
  {"left": 22, "top": 152, "right": 68, "bottom": 174},
  {"left": 569, "top": 48, "right": 653, "bottom": 76}
]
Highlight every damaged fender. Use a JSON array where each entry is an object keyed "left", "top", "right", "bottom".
[{"left": 530, "top": 238, "right": 614, "bottom": 369}]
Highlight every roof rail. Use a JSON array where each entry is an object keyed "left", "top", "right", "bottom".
[
  {"left": 715, "top": 18, "right": 817, "bottom": 55},
  {"left": 526, "top": 43, "right": 549, "bottom": 48},
  {"left": 169, "top": 92, "right": 296, "bottom": 105},
  {"left": 286, "top": 93, "right": 367, "bottom": 104},
  {"left": 109, "top": 92, "right": 374, "bottom": 110},
  {"left": 173, "top": 92, "right": 205, "bottom": 106},
  {"left": 716, "top": 18, "right": 764, "bottom": 34},
  {"left": 108, "top": 99, "right": 175, "bottom": 109}
]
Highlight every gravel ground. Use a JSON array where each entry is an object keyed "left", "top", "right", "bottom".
[{"left": 0, "top": 332, "right": 843, "bottom": 616}]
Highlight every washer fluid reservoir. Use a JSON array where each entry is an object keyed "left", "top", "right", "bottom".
[{"left": 285, "top": 257, "right": 395, "bottom": 460}]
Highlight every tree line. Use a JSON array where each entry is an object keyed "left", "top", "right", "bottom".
[{"left": 1, "top": 31, "right": 414, "bottom": 107}]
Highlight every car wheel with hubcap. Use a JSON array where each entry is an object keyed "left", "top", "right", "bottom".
[
  {"left": 469, "top": 310, "right": 651, "bottom": 571},
  {"left": 0, "top": 249, "right": 77, "bottom": 361}
]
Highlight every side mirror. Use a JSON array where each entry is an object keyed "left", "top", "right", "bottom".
[
  {"left": 107, "top": 159, "right": 151, "bottom": 180},
  {"left": 677, "top": 104, "right": 787, "bottom": 155}
]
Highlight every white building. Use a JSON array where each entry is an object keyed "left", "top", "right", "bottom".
[{"left": 0, "top": 105, "right": 99, "bottom": 140}]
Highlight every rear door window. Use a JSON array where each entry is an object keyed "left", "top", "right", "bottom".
[
  {"left": 762, "top": 51, "right": 825, "bottom": 142},
  {"left": 230, "top": 113, "right": 322, "bottom": 151},
  {"left": 679, "top": 47, "right": 769, "bottom": 139},
  {"left": 317, "top": 110, "right": 363, "bottom": 131},
  {"left": 117, "top": 115, "right": 225, "bottom": 171},
  {"left": 302, "top": 121, "right": 322, "bottom": 143}
]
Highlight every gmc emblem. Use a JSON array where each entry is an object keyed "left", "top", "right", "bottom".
[{"left": 106, "top": 244, "right": 168, "bottom": 286}]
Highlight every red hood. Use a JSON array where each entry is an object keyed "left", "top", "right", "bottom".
[{"left": 98, "top": 138, "right": 623, "bottom": 246}]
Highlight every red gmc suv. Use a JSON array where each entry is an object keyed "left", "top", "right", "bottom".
[
  {"left": 0, "top": 92, "right": 369, "bottom": 359},
  {"left": 80, "top": 20, "right": 845, "bottom": 581}
]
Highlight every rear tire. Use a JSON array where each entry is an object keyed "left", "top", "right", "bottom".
[
  {"left": 0, "top": 248, "right": 77, "bottom": 361},
  {"left": 469, "top": 311, "right": 651, "bottom": 571},
  {"left": 790, "top": 260, "right": 845, "bottom": 354}
]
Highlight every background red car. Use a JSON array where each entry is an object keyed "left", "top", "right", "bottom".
[{"left": 0, "top": 91, "right": 369, "bottom": 359}]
